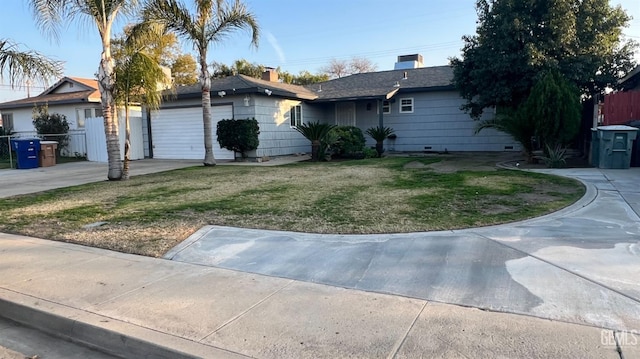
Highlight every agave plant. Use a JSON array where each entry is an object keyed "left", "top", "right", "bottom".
[
  {"left": 365, "top": 126, "right": 395, "bottom": 157},
  {"left": 294, "top": 121, "right": 336, "bottom": 161},
  {"left": 539, "top": 144, "right": 569, "bottom": 168}
]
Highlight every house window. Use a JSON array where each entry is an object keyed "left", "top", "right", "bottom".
[
  {"left": 382, "top": 100, "right": 390, "bottom": 114},
  {"left": 377, "top": 101, "right": 391, "bottom": 114},
  {"left": 1, "top": 113, "right": 14, "bottom": 130},
  {"left": 95, "top": 108, "right": 103, "bottom": 117},
  {"left": 399, "top": 98, "right": 414, "bottom": 113},
  {"left": 84, "top": 109, "right": 93, "bottom": 119},
  {"left": 290, "top": 105, "right": 302, "bottom": 128}
]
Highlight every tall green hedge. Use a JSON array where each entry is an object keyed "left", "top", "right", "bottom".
[{"left": 216, "top": 118, "right": 260, "bottom": 158}]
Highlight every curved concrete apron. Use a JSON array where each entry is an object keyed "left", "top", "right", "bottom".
[{"left": 165, "top": 168, "right": 640, "bottom": 332}]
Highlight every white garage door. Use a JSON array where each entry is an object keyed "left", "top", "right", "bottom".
[{"left": 151, "top": 105, "right": 235, "bottom": 160}]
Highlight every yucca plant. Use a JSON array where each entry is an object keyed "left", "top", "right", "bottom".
[
  {"left": 366, "top": 126, "right": 395, "bottom": 157},
  {"left": 539, "top": 144, "right": 569, "bottom": 168},
  {"left": 295, "top": 121, "right": 336, "bottom": 161}
]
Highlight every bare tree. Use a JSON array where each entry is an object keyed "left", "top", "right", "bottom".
[
  {"left": 348, "top": 57, "right": 377, "bottom": 74},
  {"left": 321, "top": 58, "right": 349, "bottom": 78},
  {"left": 321, "top": 57, "right": 377, "bottom": 79}
]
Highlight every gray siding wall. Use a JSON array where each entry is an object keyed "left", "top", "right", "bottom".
[
  {"left": 253, "top": 97, "right": 323, "bottom": 157},
  {"left": 321, "top": 91, "right": 520, "bottom": 152}
]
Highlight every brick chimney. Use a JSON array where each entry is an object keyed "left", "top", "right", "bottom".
[{"left": 262, "top": 67, "right": 278, "bottom": 82}]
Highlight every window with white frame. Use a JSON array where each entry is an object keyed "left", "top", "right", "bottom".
[
  {"left": 381, "top": 100, "right": 390, "bottom": 114},
  {"left": 290, "top": 105, "right": 302, "bottom": 128},
  {"left": 399, "top": 98, "right": 414, "bottom": 113},
  {"left": 1, "top": 113, "right": 14, "bottom": 130}
]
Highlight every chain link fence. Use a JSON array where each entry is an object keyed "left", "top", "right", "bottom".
[{"left": 0, "top": 131, "right": 86, "bottom": 169}]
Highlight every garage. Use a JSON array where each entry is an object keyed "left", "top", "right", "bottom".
[{"left": 151, "top": 105, "right": 235, "bottom": 160}]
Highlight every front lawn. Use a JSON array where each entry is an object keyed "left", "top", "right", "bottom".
[{"left": 0, "top": 156, "right": 584, "bottom": 257}]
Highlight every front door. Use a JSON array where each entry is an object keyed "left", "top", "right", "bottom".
[{"left": 335, "top": 102, "right": 356, "bottom": 126}]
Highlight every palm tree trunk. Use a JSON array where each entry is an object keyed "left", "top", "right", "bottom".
[
  {"left": 200, "top": 50, "right": 216, "bottom": 166},
  {"left": 311, "top": 140, "right": 320, "bottom": 161},
  {"left": 98, "top": 37, "right": 122, "bottom": 180},
  {"left": 122, "top": 102, "right": 131, "bottom": 180},
  {"left": 375, "top": 141, "right": 383, "bottom": 157}
]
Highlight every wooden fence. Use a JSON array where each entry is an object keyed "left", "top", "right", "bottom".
[{"left": 603, "top": 91, "right": 640, "bottom": 125}]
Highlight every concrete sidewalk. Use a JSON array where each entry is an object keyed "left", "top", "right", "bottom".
[{"left": 0, "top": 233, "right": 634, "bottom": 359}]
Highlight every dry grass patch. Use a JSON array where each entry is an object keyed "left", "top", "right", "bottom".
[{"left": 0, "top": 156, "right": 584, "bottom": 257}]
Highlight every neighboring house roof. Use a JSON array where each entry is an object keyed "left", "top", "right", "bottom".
[
  {"left": 307, "top": 66, "right": 455, "bottom": 102},
  {"left": 0, "top": 76, "right": 100, "bottom": 110},
  {"left": 619, "top": 66, "right": 640, "bottom": 91},
  {"left": 173, "top": 74, "right": 318, "bottom": 101}
]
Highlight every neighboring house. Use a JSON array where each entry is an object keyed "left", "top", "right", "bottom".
[
  {"left": 0, "top": 77, "right": 103, "bottom": 132},
  {"left": 603, "top": 66, "right": 640, "bottom": 125},
  {"left": 152, "top": 55, "right": 520, "bottom": 160},
  {"left": 0, "top": 76, "right": 143, "bottom": 160},
  {"left": 0, "top": 77, "right": 103, "bottom": 156}
]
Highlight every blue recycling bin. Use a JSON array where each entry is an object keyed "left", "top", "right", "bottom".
[{"left": 10, "top": 138, "right": 40, "bottom": 169}]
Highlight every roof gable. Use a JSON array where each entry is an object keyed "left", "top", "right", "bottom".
[
  {"left": 0, "top": 76, "right": 101, "bottom": 110},
  {"left": 42, "top": 77, "right": 99, "bottom": 96}
]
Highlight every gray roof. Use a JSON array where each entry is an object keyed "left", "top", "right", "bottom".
[
  {"left": 173, "top": 74, "right": 318, "bottom": 100},
  {"left": 171, "top": 66, "right": 455, "bottom": 103},
  {"left": 0, "top": 77, "right": 100, "bottom": 110},
  {"left": 305, "top": 66, "right": 455, "bottom": 102},
  {"left": 620, "top": 66, "right": 640, "bottom": 91}
]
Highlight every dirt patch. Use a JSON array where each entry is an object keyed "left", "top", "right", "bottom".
[
  {"left": 403, "top": 161, "right": 427, "bottom": 169},
  {"left": 393, "top": 152, "right": 523, "bottom": 173}
]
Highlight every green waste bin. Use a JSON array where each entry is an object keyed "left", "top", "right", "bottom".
[{"left": 596, "top": 125, "right": 639, "bottom": 169}]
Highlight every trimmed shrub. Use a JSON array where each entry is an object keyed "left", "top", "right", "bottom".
[
  {"left": 216, "top": 118, "right": 260, "bottom": 159},
  {"left": 331, "top": 126, "right": 366, "bottom": 158},
  {"left": 32, "top": 105, "right": 70, "bottom": 150}
]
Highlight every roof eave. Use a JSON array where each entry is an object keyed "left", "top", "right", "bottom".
[{"left": 0, "top": 97, "right": 98, "bottom": 110}]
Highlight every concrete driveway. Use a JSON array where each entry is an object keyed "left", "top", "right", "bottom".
[
  {"left": 166, "top": 167, "right": 640, "bottom": 333},
  {"left": 0, "top": 159, "right": 201, "bottom": 197}
]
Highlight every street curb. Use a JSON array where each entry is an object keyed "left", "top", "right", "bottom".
[{"left": 0, "top": 289, "right": 248, "bottom": 359}]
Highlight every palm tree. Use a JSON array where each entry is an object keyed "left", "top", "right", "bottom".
[
  {"left": 28, "top": 0, "right": 138, "bottom": 181},
  {"left": 112, "top": 24, "right": 170, "bottom": 179},
  {"left": 142, "top": 0, "right": 259, "bottom": 166},
  {"left": 475, "top": 108, "right": 536, "bottom": 162},
  {"left": 365, "top": 126, "right": 394, "bottom": 157},
  {"left": 294, "top": 122, "right": 336, "bottom": 161},
  {"left": 0, "top": 38, "right": 62, "bottom": 88}
]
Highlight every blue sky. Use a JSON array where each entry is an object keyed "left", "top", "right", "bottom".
[{"left": 1, "top": 0, "right": 639, "bottom": 102}]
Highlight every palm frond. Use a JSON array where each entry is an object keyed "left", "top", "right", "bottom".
[
  {"left": 365, "top": 126, "right": 394, "bottom": 142},
  {"left": 29, "top": 0, "right": 67, "bottom": 40},
  {"left": 294, "top": 122, "right": 336, "bottom": 142},
  {"left": 0, "top": 38, "right": 63, "bottom": 88},
  {"left": 143, "top": 0, "right": 200, "bottom": 42},
  {"left": 207, "top": 0, "right": 259, "bottom": 47}
]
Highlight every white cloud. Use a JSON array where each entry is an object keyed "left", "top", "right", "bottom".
[{"left": 266, "top": 31, "right": 286, "bottom": 64}]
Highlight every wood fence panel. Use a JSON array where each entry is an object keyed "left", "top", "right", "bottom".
[{"left": 604, "top": 91, "right": 640, "bottom": 125}]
